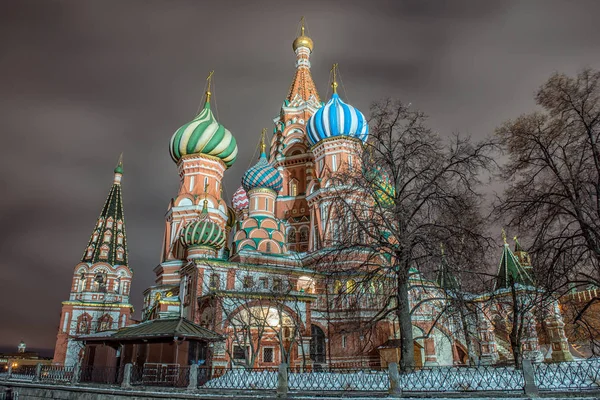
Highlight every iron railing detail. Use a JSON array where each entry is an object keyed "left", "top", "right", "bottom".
[
  {"left": 289, "top": 367, "right": 388, "bottom": 391},
  {"left": 533, "top": 359, "right": 600, "bottom": 391},
  {"left": 398, "top": 366, "right": 524, "bottom": 392},
  {"left": 80, "top": 365, "right": 123, "bottom": 385},
  {"left": 39, "top": 365, "right": 75, "bottom": 383},
  {"left": 200, "top": 367, "right": 278, "bottom": 389}
]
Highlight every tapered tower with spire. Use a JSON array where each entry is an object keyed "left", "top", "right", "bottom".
[
  {"left": 269, "top": 17, "right": 321, "bottom": 252},
  {"left": 53, "top": 156, "right": 134, "bottom": 366}
]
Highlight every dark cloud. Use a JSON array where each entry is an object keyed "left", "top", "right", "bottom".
[{"left": 1, "top": 0, "right": 600, "bottom": 352}]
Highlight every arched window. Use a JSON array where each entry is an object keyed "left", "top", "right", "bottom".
[
  {"left": 266, "top": 242, "right": 272, "bottom": 253},
  {"left": 333, "top": 280, "right": 343, "bottom": 294},
  {"left": 299, "top": 226, "right": 309, "bottom": 242},
  {"left": 97, "top": 218, "right": 104, "bottom": 228},
  {"left": 92, "top": 232, "right": 99, "bottom": 243},
  {"left": 103, "top": 230, "right": 112, "bottom": 243},
  {"left": 94, "top": 270, "right": 107, "bottom": 292},
  {"left": 289, "top": 180, "right": 298, "bottom": 197},
  {"left": 78, "top": 272, "right": 86, "bottom": 292},
  {"left": 287, "top": 227, "right": 297, "bottom": 243},
  {"left": 106, "top": 217, "right": 114, "bottom": 229},
  {"left": 99, "top": 244, "right": 109, "bottom": 259},
  {"left": 77, "top": 314, "right": 91, "bottom": 334},
  {"left": 347, "top": 279, "right": 357, "bottom": 294},
  {"left": 97, "top": 315, "right": 112, "bottom": 332},
  {"left": 117, "top": 219, "right": 123, "bottom": 231},
  {"left": 114, "top": 277, "right": 121, "bottom": 294},
  {"left": 116, "top": 247, "right": 124, "bottom": 261},
  {"left": 86, "top": 245, "right": 94, "bottom": 258},
  {"left": 117, "top": 233, "right": 124, "bottom": 245}
]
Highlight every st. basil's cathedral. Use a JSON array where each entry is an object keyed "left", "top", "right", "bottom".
[{"left": 53, "top": 21, "right": 576, "bottom": 369}]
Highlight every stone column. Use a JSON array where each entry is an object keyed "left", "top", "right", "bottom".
[
  {"left": 121, "top": 364, "right": 132, "bottom": 388},
  {"left": 387, "top": 362, "right": 402, "bottom": 398},
  {"left": 187, "top": 364, "right": 198, "bottom": 391},
  {"left": 71, "top": 362, "right": 81, "bottom": 385},
  {"left": 32, "top": 363, "right": 42, "bottom": 382},
  {"left": 546, "top": 302, "right": 574, "bottom": 362},
  {"left": 522, "top": 359, "right": 539, "bottom": 396}
]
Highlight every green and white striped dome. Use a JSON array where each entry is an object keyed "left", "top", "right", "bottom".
[
  {"left": 170, "top": 102, "right": 238, "bottom": 168},
  {"left": 179, "top": 203, "right": 226, "bottom": 250}
]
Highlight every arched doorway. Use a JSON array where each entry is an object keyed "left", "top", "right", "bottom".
[{"left": 310, "top": 325, "right": 326, "bottom": 363}]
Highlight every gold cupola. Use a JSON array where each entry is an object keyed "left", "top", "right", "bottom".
[{"left": 292, "top": 17, "right": 313, "bottom": 53}]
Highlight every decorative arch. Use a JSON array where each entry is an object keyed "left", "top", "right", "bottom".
[
  {"left": 287, "top": 227, "right": 297, "bottom": 243},
  {"left": 223, "top": 300, "right": 306, "bottom": 333},
  {"left": 77, "top": 313, "right": 92, "bottom": 334}
]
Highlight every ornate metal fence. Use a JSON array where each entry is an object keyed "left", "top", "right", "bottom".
[
  {"left": 79, "top": 365, "right": 123, "bottom": 385},
  {"left": 135, "top": 364, "right": 190, "bottom": 387},
  {"left": 39, "top": 365, "right": 75, "bottom": 383},
  {"left": 533, "top": 359, "right": 600, "bottom": 391},
  {"left": 288, "top": 367, "right": 388, "bottom": 391},
  {"left": 398, "top": 365, "right": 524, "bottom": 392},
  {"left": 199, "top": 367, "right": 278, "bottom": 389},
  {"left": 7, "top": 365, "right": 36, "bottom": 381}
]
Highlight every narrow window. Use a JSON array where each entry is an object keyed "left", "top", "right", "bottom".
[
  {"left": 106, "top": 217, "right": 114, "bottom": 229},
  {"left": 243, "top": 276, "right": 254, "bottom": 289},
  {"left": 348, "top": 155, "right": 353, "bottom": 170},
  {"left": 332, "top": 155, "right": 337, "bottom": 171},
  {"left": 263, "top": 347, "right": 274, "bottom": 363},
  {"left": 266, "top": 242, "right": 272, "bottom": 253},
  {"left": 342, "top": 335, "right": 347, "bottom": 348},
  {"left": 116, "top": 247, "right": 124, "bottom": 261},
  {"left": 189, "top": 175, "right": 195, "bottom": 191},
  {"left": 273, "top": 278, "right": 282, "bottom": 292}
]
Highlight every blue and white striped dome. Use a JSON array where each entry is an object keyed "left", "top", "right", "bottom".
[
  {"left": 242, "top": 152, "right": 283, "bottom": 193},
  {"left": 307, "top": 93, "right": 369, "bottom": 146}
]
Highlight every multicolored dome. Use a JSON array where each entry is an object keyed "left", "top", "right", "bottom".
[
  {"left": 307, "top": 92, "right": 368, "bottom": 146},
  {"left": 232, "top": 186, "right": 249, "bottom": 211},
  {"left": 368, "top": 166, "right": 395, "bottom": 207},
  {"left": 169, "top": 102, "right": 238, "bottom": 168},
  {"left": 242, "top": 151, "right": 283, "bottom": 193},
  {"left": 179, "top": 203, "right": 226, "bottom": 250}
]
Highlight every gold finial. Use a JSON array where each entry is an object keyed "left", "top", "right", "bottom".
[
  {"left": 292, "top": 16, "right": 313, "bottom": 52},
  {"left": 501, "top": 228, "right": 507, "bottom": 244},
  {"left": 205, "top": 70, "right": 214, "bottom": 103},
  {"left": 331, "top": 63, "right": 338, "bottom": 94},
  {"left": 260, "top": 128, "right": 267, "bottom": 154}
]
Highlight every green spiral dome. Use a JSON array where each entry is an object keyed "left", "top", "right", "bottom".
[
  {"left": 179, "top": 206, "right": 226, "bottom": 250},
  {"left": 170, "top": 102, "right": 238, "bottom": 168}
]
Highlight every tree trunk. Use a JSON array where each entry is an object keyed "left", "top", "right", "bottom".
[
  {"left": 510, "top": 281, "right": 523, "bottom": 369},
  {"left": 397, "top": 277, "right": 415, "bottom": 372}
]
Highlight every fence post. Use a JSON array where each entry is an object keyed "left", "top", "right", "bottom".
[
  {"left": 187, "top": 364, "right": 198, "bottom": 391},
  {"left": 121, "top": 364, "right": 132, "bottom": 389},
  {"left": 71, "top": 363, "right": 80, "bottom": 385},
  {"left": 522, "top": 359, "right": 539, "bottom": 397},
  {"left": 277, "top": 362, "right": 288, "bottom": 398},
  {"left": 33, "top": 363, "right": 43, "bottom": 382},
  {"left": 388, "top": 362, "right": 402, "bottom": 398}
]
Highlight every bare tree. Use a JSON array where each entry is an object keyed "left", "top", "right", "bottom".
[
  {"left": 315, "top": 99, "right": 497, "bottom": 371},
  {"left": 495, "top": 68, "right": 600, "bottom": 341}
]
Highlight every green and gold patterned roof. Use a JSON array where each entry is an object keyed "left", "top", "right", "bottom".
[{"left": 81, "top": 156, "right": 129, "bottom": 266}]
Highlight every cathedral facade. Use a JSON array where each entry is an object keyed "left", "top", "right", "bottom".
[{"left": 54, "top": 22, "right": 575, "bottom": 369}]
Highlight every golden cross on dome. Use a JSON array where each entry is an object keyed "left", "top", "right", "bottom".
[
  {"left": 331, "top": 63, "right": 339, "bottom": 94},
  {"left": 260, "top": 128, "right": 267, "bottom": 153},
  {"left": 205, "top": 70, "right": 214, "bottom": 102}
]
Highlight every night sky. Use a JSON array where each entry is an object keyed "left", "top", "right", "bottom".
[{"left": 1, "top": 0, "right": 599, "bottom": 353}]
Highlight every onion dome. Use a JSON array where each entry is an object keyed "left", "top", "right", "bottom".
[
  {"left": 367, "top": 166, "right": 395, "bottom": 207},
  {"left": 169, "top": 72, "right": 238, "bottom": 168},
  {"left": 292, "top": 18, "right": 313, "bottom": 53},
  {"left": 232, "top": 186, "right": 249, "bottom": 211},
  {"left": 241, "top": 130, "right": 283, "bottom": 193},
  {"left": 307, "top": 65, "right": 368, "bottom": 146},
  {"left": 179, "top": 201, "right": 226, "bottom": 250}
]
